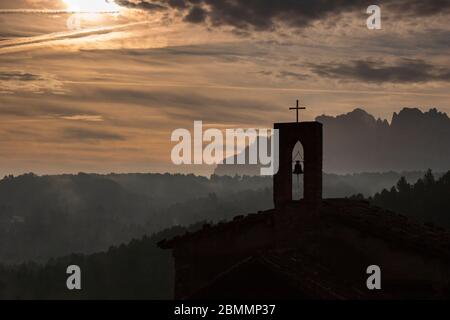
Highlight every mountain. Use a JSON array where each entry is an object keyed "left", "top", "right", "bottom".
[
  {"left": 318, "top": 107, "right": 450, "bottom": 173},
  {"left": 214, "top": 107, "right": 450, "bottom": 175}
]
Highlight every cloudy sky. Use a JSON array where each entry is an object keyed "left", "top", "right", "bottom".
[{"left": 0, "top": 0, "right": 449, "bottom": 176}]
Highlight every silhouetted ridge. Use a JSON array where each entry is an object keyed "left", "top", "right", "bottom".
[
  {"left": 317, "top": 108, "right": 378, "bottom": 125},
  {"left": 320, "top": 107, "right": 450, "bottom": 173},
  {"left": 216, "top": 107, "right": 450, "bottom": 175}
]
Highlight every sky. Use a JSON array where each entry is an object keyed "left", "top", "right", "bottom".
[{"left": 0, "top": 0, "right": 449, "bottom": 176}]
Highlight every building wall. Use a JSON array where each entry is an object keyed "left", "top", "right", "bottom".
[{"left": 171, "top": 215, "right": 276, "bottom": 299}]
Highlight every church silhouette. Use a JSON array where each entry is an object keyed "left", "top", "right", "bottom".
[{"left": 159, "top": 101, "right": 450, "bottom": 300}]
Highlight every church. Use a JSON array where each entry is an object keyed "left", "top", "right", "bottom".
[{"left": 158, "top": 101, "right": 450, "bottom": 300}]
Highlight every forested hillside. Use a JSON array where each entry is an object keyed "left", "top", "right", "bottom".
[
  {"left": 0, "top": 170, "right": 448, "bottom": 299},
  {"left": 0, "top": 171, "right": 432, "bottom": 263}
]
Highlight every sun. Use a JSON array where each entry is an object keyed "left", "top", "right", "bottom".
[{"left": 63, "top": 0, "right": 122, "bottom": 13}]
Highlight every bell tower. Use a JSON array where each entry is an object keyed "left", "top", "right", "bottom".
[{"left": 273, "top": 100, "right": 323, "bottom": 207}]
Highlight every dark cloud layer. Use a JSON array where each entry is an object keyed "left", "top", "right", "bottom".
[
  {"left": 0, "top": 102, "right": 101, "bottom": 118},
  {"left": 309, "top": 59, "right": 450, "bottom": 84},
  {"left": 0, "top": 71, "right": 40, "bottom": 81},
  {"left": 115, "top": 0, "right": 166, "bottom": 11},
  {"left": 119, "top": 0, "right": 450, "bottom": 30},
  {"left": 63, "top": 127, "right": 126, "bottom": 141}
]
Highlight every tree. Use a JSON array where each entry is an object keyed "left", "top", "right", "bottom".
[
  {"left": 371, "top": 170, "right": 450, "bottom": 229},
  {"left": 396, "top": 176, "right": 411, "bottom": 194},
  {"left": 423, "top": 169, "right": 435, "bottom": 186}
]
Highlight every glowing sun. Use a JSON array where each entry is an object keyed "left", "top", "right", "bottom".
[{"left": 63, "top": 0, "right": 122, "bottom": 13}]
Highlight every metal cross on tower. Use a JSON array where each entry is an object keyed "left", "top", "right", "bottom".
[{"left": 289, "top": 99, "right": 306, "bottom": 123}]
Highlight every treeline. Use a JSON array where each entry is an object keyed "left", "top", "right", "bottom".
[
  {"left": 0, "top": 171, "right": 431, "bottom": 263},
  {"left": 352, "top": 170, "right": 450, "bottom": 228},
  {"left": 0, "top": 173, "right": 272, "bottom": 264},
  {"left": 0, "top": 225, "right": 196, "bottom": 299},
  {"left": 1, "top": 171, "right": 449, "bottom": 298}
]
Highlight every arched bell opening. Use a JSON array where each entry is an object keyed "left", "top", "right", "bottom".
[{"left": 292, "top": 140, "right": 304, "bottom": 201}]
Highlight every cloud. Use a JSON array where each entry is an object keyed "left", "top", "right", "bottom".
[
  {"left": 309, "top": 59, "right": 450, "bottom": 84},
  {"left": 184, "top": 5, "right": 207, "bottom": 23},
  {"left": 61, "top": 115, "right": 104, "bottom": 122},
  {"left": 277, "top": 71, "right": 309, "bottom": 81},
  {"left": 0, "top": 71, "right": 41, "bottom": 81},
  {"left": 72, "top": 87, "right": 279, "bottom": 124},
  {"left": 0, "top": 70, "right": 66, "bottom": 93},
  {"left": 116, "top": 0, "right": 450, "bottom": 30},
  {"left": 0, "top": 102, "right": 102, "bottom": 119},
  {"left": 0, "top": 0, "right": 118, "bottom": 13},
  {"left": 115, "top": 0, "right": 166, "bottom": 11},
  {"left": 387, "top": 0, "right": 450, "bottom": 17},
  {"left": 63, "top": 127, "right": 126, "bottom": 141},
  {"left": 0, "top": 22, "right": 149, "bottom": 54},
  {"left": 0, "top": 9, "right": 108, "bottom": 14}
]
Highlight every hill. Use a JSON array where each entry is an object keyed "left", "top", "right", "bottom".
[
  {"left": 1, "top": 170, "right": 449, "bottom": 299},
  {"left": 0, "top": 171, "right": 440, "bottom": 263}
]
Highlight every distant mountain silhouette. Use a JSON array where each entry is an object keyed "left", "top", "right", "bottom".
[
  {"left": 214, "top": 108, "right": 450, "bottom": 175},
  {"left": 318, "top": 107, "right": 450, "bottom": 173}
]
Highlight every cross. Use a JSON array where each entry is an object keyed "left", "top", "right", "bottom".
[{"left": 289, "top": 99, "right": 306, "bottom": 123}]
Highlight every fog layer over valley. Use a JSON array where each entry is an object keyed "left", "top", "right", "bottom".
[{"left": 0, "top": 171, "right": 434, "bottom": 263}]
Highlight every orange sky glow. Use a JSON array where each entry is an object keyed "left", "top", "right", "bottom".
[{"left": 0, "top": 0, "right": 449, "bottom": 176}]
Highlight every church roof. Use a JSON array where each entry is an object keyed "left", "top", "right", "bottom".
[
  {"left": 159, "top": 199, "right": 450, "bottom": 299},
  {"left": 158, "top": 199, "right": 450, "bottom": 262},
  {"left": 157, "top": 208, "right": 276, "bottom": 249},
  {"left": 188, "top": 250, "right": 384, "bottom": 300}
]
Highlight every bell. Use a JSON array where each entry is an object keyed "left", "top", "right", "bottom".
[{"left": 293, "top": 160, "right": 303, "bottom": 175}]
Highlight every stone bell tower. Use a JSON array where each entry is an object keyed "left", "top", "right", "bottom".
[{"left": 273, "top": 100, "right": 323, "bottom": 207}]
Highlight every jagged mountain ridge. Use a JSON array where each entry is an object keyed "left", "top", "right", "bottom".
[
  {"left": 318, "top": 107, "right": 450, "bottom": 173},
  {"left": 214, "top": 107, "right": 450, "bottom": 175}
]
